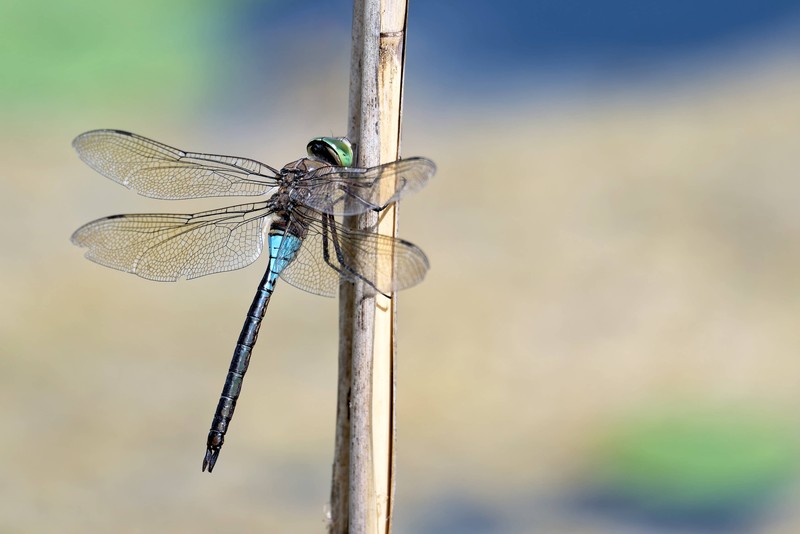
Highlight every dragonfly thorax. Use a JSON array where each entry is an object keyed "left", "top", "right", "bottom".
[
  {"left": 275, "top": 157, "right": 328, "bottom": 211},
  {"left": 280, "top": 156, "right": 328, "bottom": 176}
]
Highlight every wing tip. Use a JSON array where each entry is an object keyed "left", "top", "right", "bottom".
[
  {"left": 70, "top": 224, "right": 90, "bottom": 247},
  {"left": 72, "top": 129, "right": 135, "bottom": 152},
  {"left": 419, "top": 157, "right": 437, "bottom": 176}
]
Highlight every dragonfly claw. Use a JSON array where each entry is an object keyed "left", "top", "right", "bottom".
[{"left": 203, "top": 445, "right": 221, "bottom": 472}]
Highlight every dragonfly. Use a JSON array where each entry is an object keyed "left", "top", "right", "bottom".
[{"left": 71, "top": 129, "right": 435, "bottom": 472}]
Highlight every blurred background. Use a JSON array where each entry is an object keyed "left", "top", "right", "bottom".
[{"left": 3, "top": 0, "right": 800, "bottom": 532}]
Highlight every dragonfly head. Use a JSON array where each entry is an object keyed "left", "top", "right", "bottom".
[{"left": 307, "top": 136, "right": 353, "bottom": 167}]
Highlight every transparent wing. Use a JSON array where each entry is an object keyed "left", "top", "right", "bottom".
[
  {"left": 296, "top": 157, "right": 436, "bottom": 216},
  {"left": 73, "top": 130, "right": 279, "bottom": 199},
  {"left": 279, "top": 211, "right": 429, "bottom": 297},
  {"left": 71, "top": 202, "right": 273, "bottom": 281}
]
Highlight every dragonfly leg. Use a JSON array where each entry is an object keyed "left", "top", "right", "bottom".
[
  {"left": 322, "top": 213, "right": 390, "bottom": 298},
  {"left": 338, "top": 183, "right": 383, "bottom": 212}
]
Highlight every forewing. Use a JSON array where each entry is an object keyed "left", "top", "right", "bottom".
[
  {"left": 279, "top": 213, "right": 429, "bottom": 297},
  {"left": 73, "top": 130, "right": 279, "bottom": 199},
  {"left": 298, "top": 157, "right": 435, "bottom": 215},
  {"left": 71, "top": 202, "right": 273, "bottom": 281}
]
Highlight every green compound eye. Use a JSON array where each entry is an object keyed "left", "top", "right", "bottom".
[{"left": 306, "top": 136, "right": 353, "bottom": 167}]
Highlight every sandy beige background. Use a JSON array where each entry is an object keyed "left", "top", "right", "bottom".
[{"left": 2, "top": 28, "right": 800, "bottom": 533}]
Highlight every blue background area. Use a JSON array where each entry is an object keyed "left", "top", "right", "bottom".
[{"left": 234, "top": 0, "right": 800, "bottom": 77}]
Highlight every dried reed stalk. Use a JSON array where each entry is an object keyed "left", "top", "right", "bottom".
[{"left": 329, "top": 0, "right": 408, "bottom": 532}]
